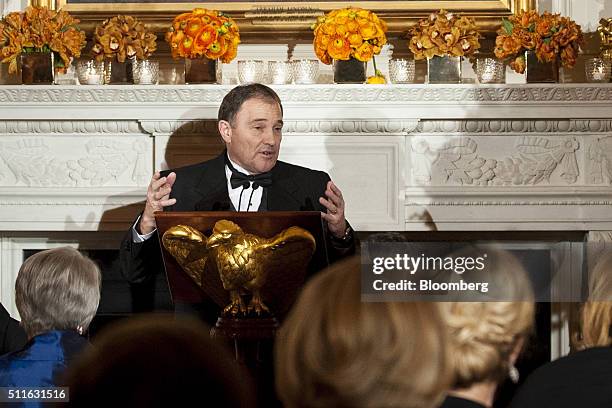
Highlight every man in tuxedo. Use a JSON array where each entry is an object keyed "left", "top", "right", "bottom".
[{"left": 120, "top": 84, "right": 354, "bottom": 318}]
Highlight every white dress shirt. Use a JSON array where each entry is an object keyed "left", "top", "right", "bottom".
[
  {"left": 225, "top": 156, "right": 264, "bottom": 212},
  {"left": 132, "top": 156, "right": 263, "bottom": 243}
]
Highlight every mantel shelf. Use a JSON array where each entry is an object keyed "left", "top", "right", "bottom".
[{"left": 1, "top": 83, "right": 612, "bottom": 120}]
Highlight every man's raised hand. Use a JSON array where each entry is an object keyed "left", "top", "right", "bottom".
[
  {"left": 138, "top": 171, "right": 177, "bottom": 235},
  {"left": 319, "top": 181, "right": 347, "bottom": 239}
]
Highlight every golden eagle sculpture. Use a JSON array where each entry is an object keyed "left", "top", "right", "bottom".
[{"left": 162, "top": 220, "right": 316, "bottom": 317}]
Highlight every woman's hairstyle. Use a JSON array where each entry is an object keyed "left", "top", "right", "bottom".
[
  {"left": 15, "top": 246, "right": 101, "bottom": 338},
  {"left": 65, "top": 315, "right": 255, "bottom": 407},
  {"left": 579, "top": 250, "right": 612, "bottom": 348},
  {"left": 440, "top": 247, "right": 535, "bottom": 388},
  {"left": 275, "top": 256, "right": 451, "bottom": 408}
]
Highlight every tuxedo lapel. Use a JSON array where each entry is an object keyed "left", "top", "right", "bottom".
[
  {"left": 192, "top": 154, "right": 232, "bottom": 211},
  {"left": 268, "top": 162, "right": 308, "bottom": 211}
]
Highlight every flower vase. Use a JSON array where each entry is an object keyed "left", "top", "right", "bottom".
[
  {"left": 185, "top": 57, "right": 219, "bottom": 84},
  {"left": 333, "top": 58, "right": 366, "bottom": 84},
  {"left": 427, "top": 55, "right": 462, "bottom": 84},
  {"left": 525, "top": 50, "right": 558, "bottom": 83},
  {"left": 104, "top": 58, "right": 135, "bottom": 84},
  {"left": 54, "top": 62, "right": 77, "bottom": 85},
  {"left": 20, "top": 52, "right": 54, "bottom": 85},
  {"left": 0, "top": 62, "right": 20, "bottom": 85}
]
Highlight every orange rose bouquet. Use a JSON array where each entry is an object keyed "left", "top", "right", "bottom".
[
  {"left": 165, "top": 8, "right": 240, "bottom": 63},
  {"left": 92, "top": 15, "right": 157, "bottom": 62},
  {"left": 494, "top": 10, "right": 583, "bottom": 73},
  {"left": 408, "top": 9, "right": 481, "bottom": 60},
  {"left": 312, "top": 7, "right": 387, "bottom": 65},
  {"left": 0, "top": 6, "right": 86, "bottom": 74}
]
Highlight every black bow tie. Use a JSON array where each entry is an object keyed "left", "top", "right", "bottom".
[
  {"left": 225, "top": 154, "right": 272, "bottom": 190},
  {"left": 229, "top": 170, "right": 272, "bottom": 190}
]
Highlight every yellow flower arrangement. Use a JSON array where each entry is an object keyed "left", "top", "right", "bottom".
[
  {"left": 494, "top": 10, "right": 583, "bottom": 74},
  {"left": 92, "top": 15, "right": 157, "bottom": 62},
  {"left": 312, "top": 7, "right": 387, "bottom": 64},
  {"left": 165, "top": 8, "right": 240, "bottom": 63},
  {"left": 408, "top": 10, "right": 481, "bottom": 60},
  {"left": 0, "top": 6, "right": 86, "bottom": 74}
]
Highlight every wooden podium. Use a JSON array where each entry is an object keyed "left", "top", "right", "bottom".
[
  {"left": 155, "top": 211, "right": 328, "bottom": 312},
  {"left": 155, "top": 211, "right": 329, "bottom": 407}
]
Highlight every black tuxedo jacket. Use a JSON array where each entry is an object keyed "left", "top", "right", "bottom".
[
  {"left": 120, "top": 153, "right": 355, "bottom": 285},
  {"left": 0, "top": 302, "right": 27, "bottom": 356}
]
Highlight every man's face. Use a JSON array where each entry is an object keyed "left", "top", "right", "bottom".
[{"left": 219, "top": 97, "right": 283, "bottom": 174}]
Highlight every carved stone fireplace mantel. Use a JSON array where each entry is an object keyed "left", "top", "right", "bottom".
[
  {"left": 1, "top": 84, "right": 612, "bottom": 341},
  {"left": 1, "top": 83, "right": 611, "bottom": 234}
]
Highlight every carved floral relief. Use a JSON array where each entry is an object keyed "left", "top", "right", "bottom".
[
  {"left": 0, "top": 137, "right": 149, "bottom": 187},
  {"left": 411, "top": 135, "right": 580, "bottom": 186}
]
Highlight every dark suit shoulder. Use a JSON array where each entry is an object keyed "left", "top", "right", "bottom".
[
  {"left": 163, "top": 155, "right": 225, "bottom": 200},
  {"left": 275, "top": 160, "right": 330, "bottom": 182},
  {"left": 161, "top": 159, "right": 214, "bottom": 179},
  {"left": 510, "top": 347, "right": 612, "bottom": 408},
  {"left": 523, "top": 346, "right": 612, "bottom": 382},
  {"left": 0, "top": 303, "right": 27, "bottom": 355},
  {"left": 164, "top": 157, "right": 330, "bottom": 182}
]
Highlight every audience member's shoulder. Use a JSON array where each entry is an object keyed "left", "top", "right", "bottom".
[
  {"left": 510, "top": 347, "right": 612, "bottom": 408},
  {"left": 530, "top": 347, "right": 612, "bottom": 378}
]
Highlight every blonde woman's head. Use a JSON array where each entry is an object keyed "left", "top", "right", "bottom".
[
  {"left": 440, "top": 248, "right": 535, "bottom": 388},
  {"left": 275, "top": 256, "right": 452, "bottom": 408}
]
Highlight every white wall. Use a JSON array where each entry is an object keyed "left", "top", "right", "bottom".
[
  {"left": 540, "top": 0, "right": 612, "bottom": 32},
  {"left": 0, "top": 0, "right": 27, "bottom": 16}
]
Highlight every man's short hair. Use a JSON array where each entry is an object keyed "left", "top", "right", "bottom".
[
  {"left": 218, "top": 83, "right": 283, "bottom": 125},
  {"left": 15, "top": 246, "right": 101, "bottom": 338}
]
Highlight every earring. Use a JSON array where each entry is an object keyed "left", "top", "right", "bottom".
[
  {"left": 509, "top": 365, "right": 520, "bottom": 383},
  {"left": 76, "top": 325, "right": 84, "bottom": 336}
]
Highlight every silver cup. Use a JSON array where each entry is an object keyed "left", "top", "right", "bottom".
[
  {"left": 476, "top": 57, "right": 505, "bottom": 84},
  {"left": 585, "top": 57, "right": 611, "bottom": 83},
  {"left": 389, "top": 59, "right": 416, "bottom": 84},
  {"left": 133, "top": 60, "right": 159, "bottom": 85},
  {"left": 76, "top": 60, "right": 105, "bottom": 85},
  {"left": 292, "top": 59, "right": 319, "bottom": 84},
  {"left": 268, "top": 61, "right": 293, "bottom": 84},
  {"left": 237, "top": 60, "right": 265, "bottom": 84}
]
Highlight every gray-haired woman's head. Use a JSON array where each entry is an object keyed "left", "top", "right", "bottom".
[{"left": 15, "top": 246, "right": 101, "bottom": 338}]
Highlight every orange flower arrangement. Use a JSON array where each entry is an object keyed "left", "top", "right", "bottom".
[
  {"left": 312, "top": 7, "right": 387, "bottom": 64},
  {"left": 165, "top": 8, "right": 240, "bottom": 63},
  {"left": 0, "top": 6, "right": 86, "bottom": 74},
  {"left": 494, "top": 10, "right": 583, "bottom": 73},
  {"left": 92, "top": 15, "right": 157, "bottom": 62},
  {"left": 408, "top": 10, "right": 481, "bottom": 60}
]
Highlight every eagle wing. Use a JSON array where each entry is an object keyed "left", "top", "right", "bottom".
[
  {"left": 256, "top": 226, "right": 317, "bottom": 318},
  {"left": 162, "top": 225, "right": 209, "bottom": 289}
]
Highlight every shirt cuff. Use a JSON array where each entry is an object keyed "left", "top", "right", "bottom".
[{"left": 131, "top": 215, "right": 156, "bottom": 243}]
